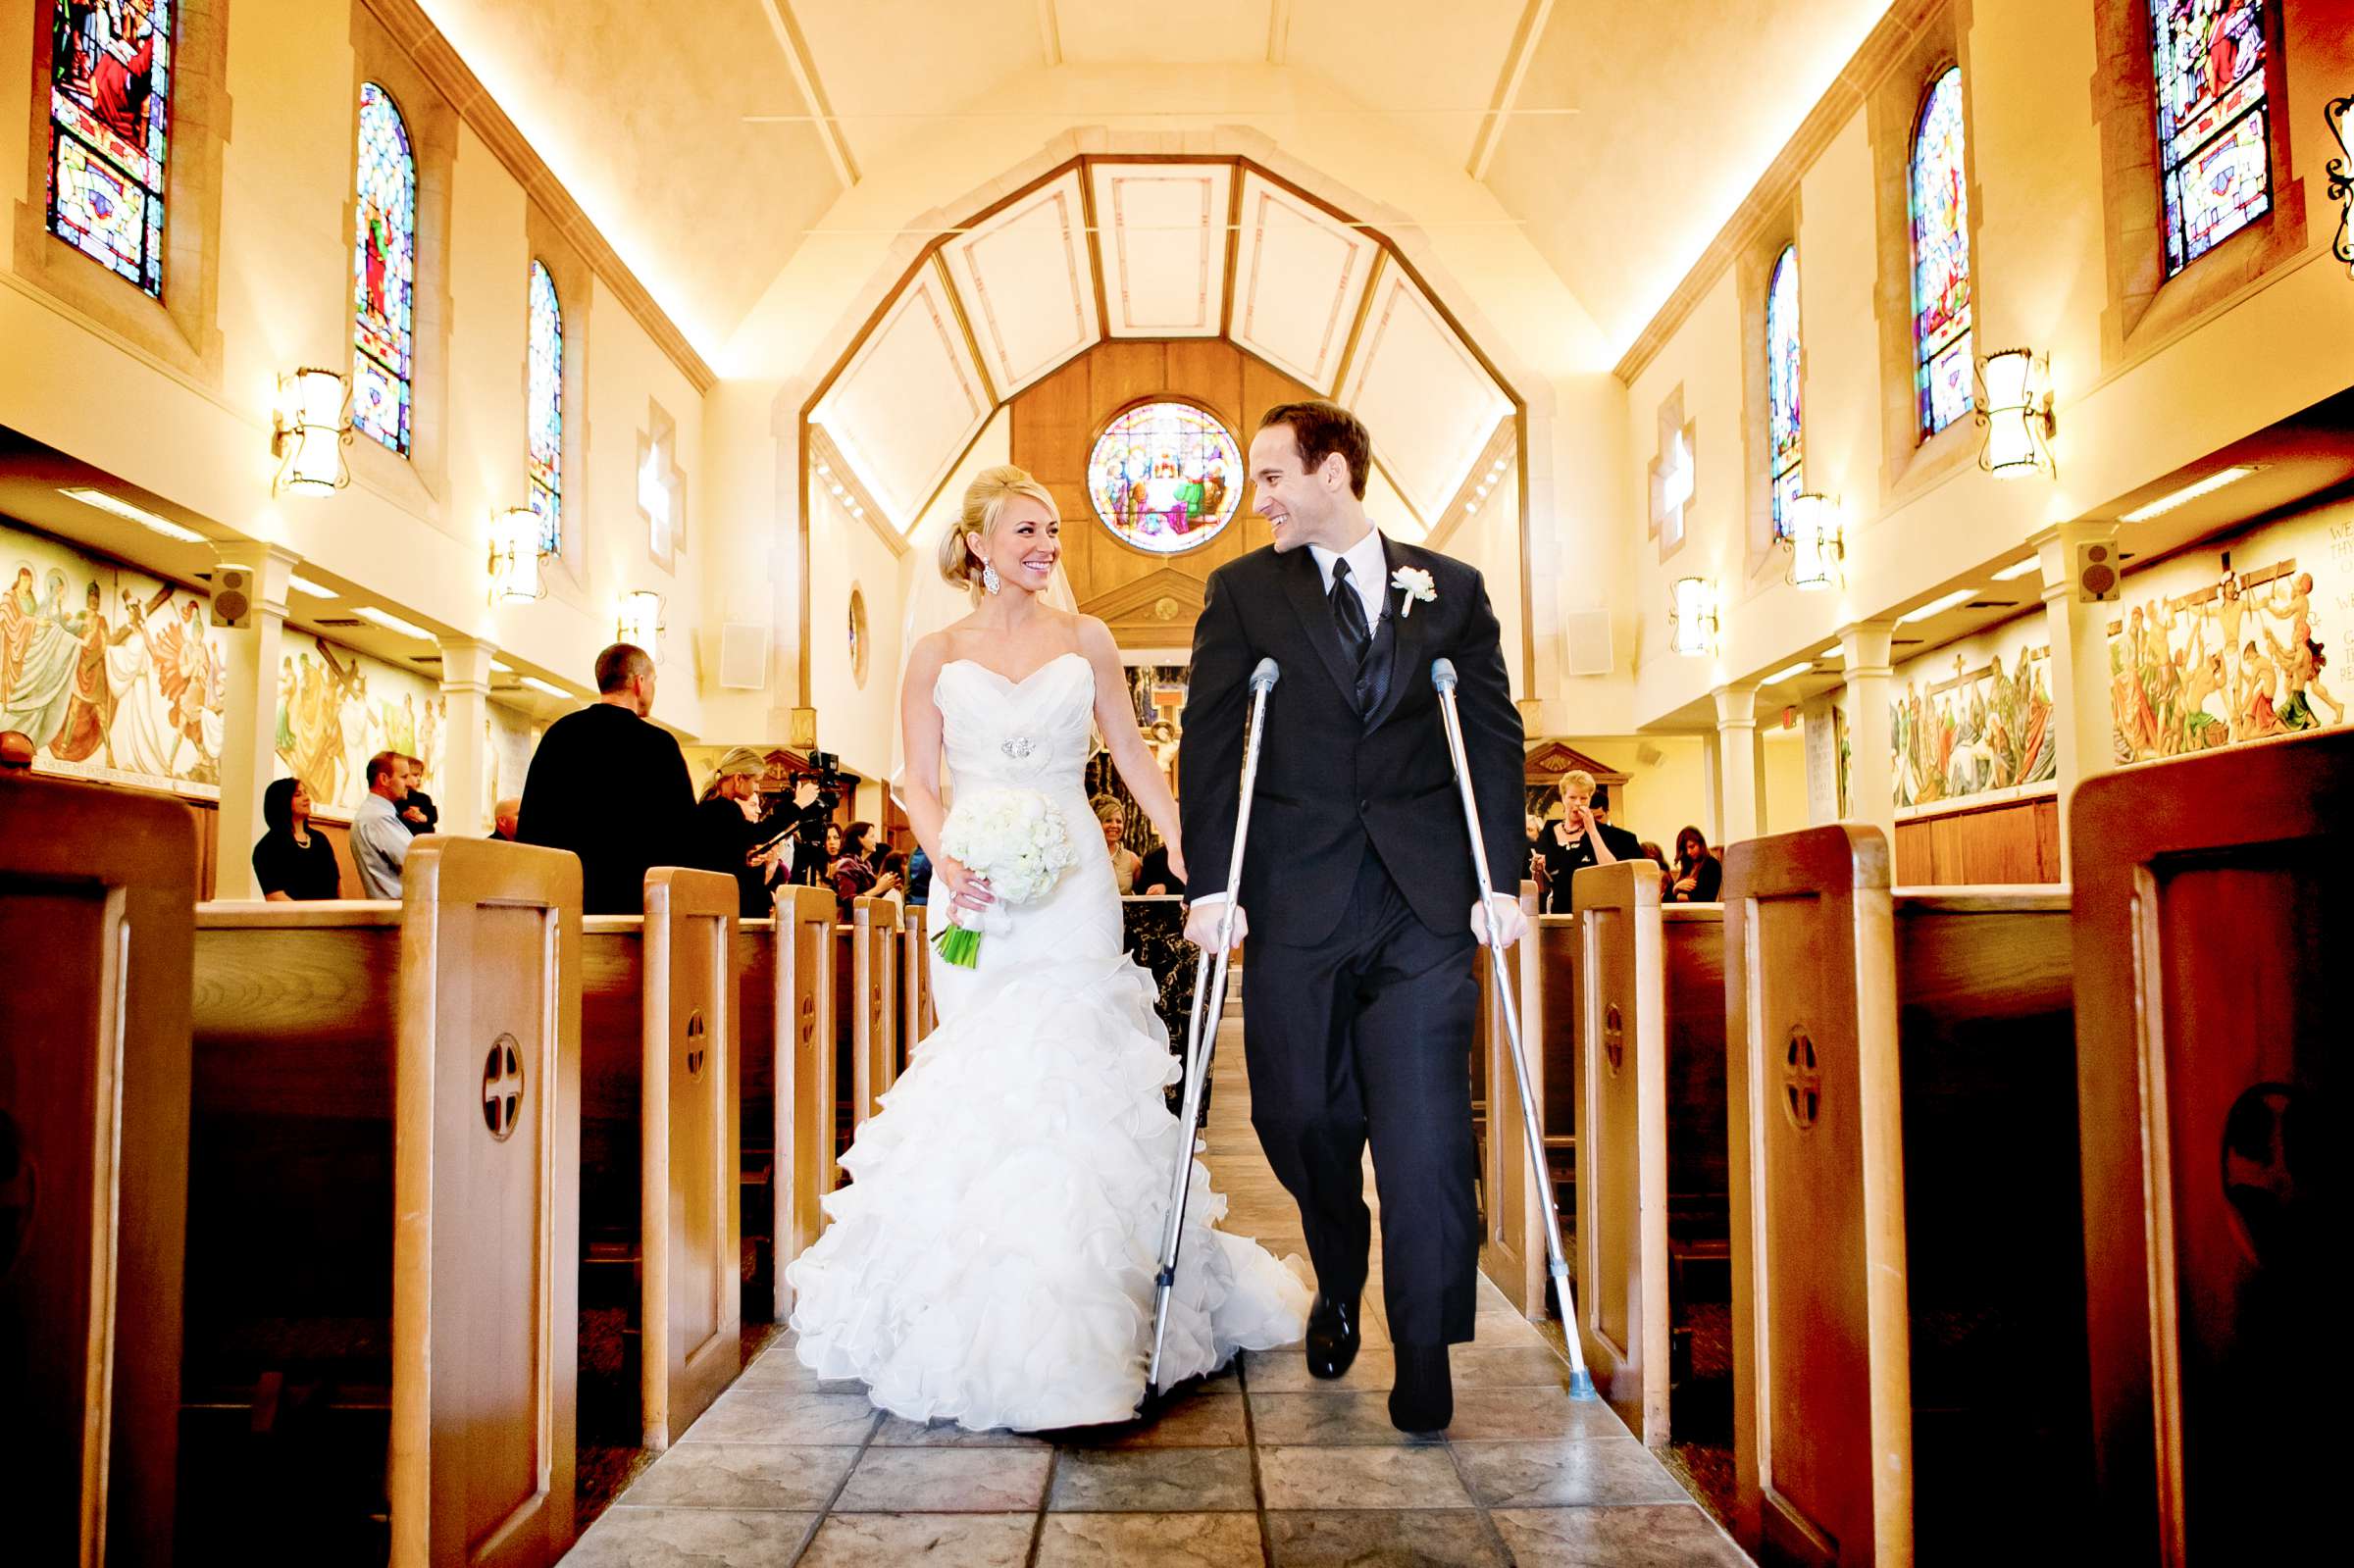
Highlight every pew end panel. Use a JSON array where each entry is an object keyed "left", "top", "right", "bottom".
[
  {"left": 902, "top": 903, "right": 935, "bottom": 1060},
  {"left": 394, "top": 837, "right": 583, "bottom": 1568},
  {"left": 640, "top": 869, "right": 743, "bottom": 1451},
  {"left": 2, "top": 776, "right": 197, "bottom": 1568},
  {"left": 2071, "top": 732, "right": 2346, "bottom": 1566},
  {"left": 1569, "top": 861, "right": 1671, "bottom": 1445},
  {"left": 768, "top": 887, "right": 840, "bottom": 1323},
  {"left": 732, "top": 919, "right": 779, "bottom": 1316},
  {"left": 850, "top": 897, "right": 901, "bottom": 1126},
  {"left": 1724, "top": 826, "right": 1909, "bottom": 1566},
  {"left": 1477, "top": 885, "right": 1550, "bottom": 1321}
]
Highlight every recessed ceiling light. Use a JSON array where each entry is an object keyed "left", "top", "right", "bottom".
[
  {"left": 519, "top": 676, "right": 568, "bottom": 697},
  {"left": 1764, "top": 661, "right": 1815, "bottom": 684},
  {"left": 351, "top": 605, "right": 432, "bottom": 640},
  {"left": 286, "top": 573, "right": 336, "bottom": 598},
  {"left": 2120, "top": 465, "right": 2260, "bottom": 523},
  {"left": 1991, "top": 557, "right": 2039, "bottom": 582},
  {"left": 1896, "top": 588, "right": 1980, "bottom": 624},
  {"left": 59, "top": 487, "right": 208, "bottom": 543}
]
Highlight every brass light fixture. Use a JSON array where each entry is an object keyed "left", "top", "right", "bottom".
[{"left": 1974, "top": 349, "right": 2055, "bottom": 479}]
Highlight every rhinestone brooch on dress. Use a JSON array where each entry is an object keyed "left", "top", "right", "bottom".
[{"left": 999, "top": 736, "right": 1038, "bottom": 760}]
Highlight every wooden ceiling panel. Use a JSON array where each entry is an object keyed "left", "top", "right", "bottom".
[{"left": 1089, "top": 162, "right": 1232, "bottom": 339}]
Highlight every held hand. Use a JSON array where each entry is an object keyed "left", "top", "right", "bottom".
[
  {"left": 939, "top": 857, "right": 995, "bottom": 913},
  {"left": 1470, "top": 892, "right": 1527, "bottom": 949},
  {"left": 1184, "top": 900, "right": 1248, "bottom": 950},
  {"left": 793, "top": 780, "right": 822, "bottom": 810}
]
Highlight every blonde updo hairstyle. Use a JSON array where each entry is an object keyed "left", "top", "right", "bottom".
[{"left": 938, "top": 464, "right": 1059, "bottom": 590}]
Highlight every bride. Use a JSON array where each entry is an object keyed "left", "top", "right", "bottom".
[{"left": 786, "top": 464, "right": 1309, "bottom": 1430}]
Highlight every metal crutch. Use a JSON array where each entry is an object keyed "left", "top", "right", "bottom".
[
  {"left": 1147, "top": 656, "right": 1281, "bottom": 1398},
  {"left": 1430, "top": 657, "right": 1597, "bottom": 1399}
]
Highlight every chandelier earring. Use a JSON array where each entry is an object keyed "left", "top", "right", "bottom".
[{"left": 982, "top": 560, "right": 1001, "bottom": 595}]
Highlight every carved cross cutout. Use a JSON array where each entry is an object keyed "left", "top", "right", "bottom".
[
  {"left": 685, "top": 1008, "right": 707, "bottom": 1081},
  {"left": 1782, "top": 1026, "right": 1820, "bottom": 1132},
  {"left": 483, "top": 1034, "right": 525, "bottom": 1141},
  {"left": 1604, "top": 1003, "right": 1625, "bottom": 1076}
]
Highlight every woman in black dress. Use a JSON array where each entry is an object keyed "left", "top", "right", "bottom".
[
  {"left": 252, "top": 777, "right": 343, "bottom": 900},
  {"left": 1668, "top": 825, "right": 1722, "bottom": 903}
]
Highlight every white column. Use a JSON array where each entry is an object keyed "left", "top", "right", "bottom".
[
  {"left": 1839, "top": 620, "right": 1899, "bottom": 847},
  {"left": 436, "top": 636, "right": 496, "bottom": 837},
  {"left": 2034, "top": 520, "right": 2121, "bottom": 869},
  {"left": 211, "top": 544, "right": 300, "bottom": 899},
  {"left": 1700, "top": 730, "right": 1724, "bottom": 846},
  {"left": 1712, "top": 682, "right": 1763, "bottom": 846}
]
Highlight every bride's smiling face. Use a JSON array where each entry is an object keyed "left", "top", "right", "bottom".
[{"left": 970, "top": 497, "right": 1060, "bottom": 593}]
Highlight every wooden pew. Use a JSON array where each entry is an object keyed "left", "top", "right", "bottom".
[
  {"left": 901, "top": 901, "right": 935, "bottom": 1061},
  {"left": 847, "top": 895, "right": 900, "bottom": 1126},
  {"left": 184, "top": 838, "right": 580, "bottom": 1566},
  {"left": 2, "top": 776, "right": 196, "bottom": 1568},
  {"left": 1476, "top": 885, "right": 1553, "bottom": 1319},
  {"left": 1724, "top": 826, "right": 2087, "bottom": 1565},
  {"left": 577, "top": 869, "right": 742, "bottom": 1452},
  {"left": 2071, "top": 731, "right": 2343, "bottom": 1565},
  {"left": 1567, "top": 861, "right": 1727, "bottom": 1446},
  {"left": 738, "top": 886, "right": 838, "bottom": 1323}
]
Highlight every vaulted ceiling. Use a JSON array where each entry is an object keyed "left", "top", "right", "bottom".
[{"left": 418, "top": 0, "right": 1893, "bottom": 367}]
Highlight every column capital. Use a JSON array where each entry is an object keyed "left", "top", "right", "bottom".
[
  {"left": 210, "top": 541, "right": 302, "bottom": 619},
  {"left": 1712, "top": 682, "right": 1760, "bottom": 729},
  {"left": 1837, "top": 619, "right": 1898, "bottom": 676},
  {"left": 435, "top": 635, "right": 498, "bottom": 697}
]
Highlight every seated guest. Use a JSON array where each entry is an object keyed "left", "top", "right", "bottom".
[
  {"left": 396, "top": 753, "right": 436, "bottom": 834},
  {"left": 876, "top": 849, "right": 908, "bottom": 909},
  {"left": 1669, "top": 825, "right": 1723, "bottom": 902},
  {"left": 1640, "top": 840, "right": 1674, "bottom": 898},
  {"left": 517, "top": 642, "right": 692, "bottom": 915},
  {"left": 252, "top": 777, "right": 341, "bottom": 900},
  {"left": 1094, "top": 796, "right": 1142, "bottom": 893},
  {"left": 905, "top": 844, "right": 933, "bottom": 906},
  {"left": 350, "top": 750, "right": 413, "bottom": 899},
  {"left": 1137, "top": 839, "right": 1184, "bottom": 897},
  {"left": 694, "top": 745, "right": 790, "bottom": 919},
  {"left": 489, "top": 796, "right": 522, "bottom": 841},
  {"left": 1534, "top": 768, "right": 1644, "bottom": 914},
  {"left": 831, "top": 821, "right": 880, "bottom": 916}
]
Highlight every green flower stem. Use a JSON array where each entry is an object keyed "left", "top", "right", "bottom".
[{"left": 934, "top": 924, "right": 983, "bottom": 969}]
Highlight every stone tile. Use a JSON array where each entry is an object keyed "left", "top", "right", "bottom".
[
  {"left": 872, "top": 1415, "right": 1051, "bottom": 1447},
  {"left": 1451, "top": 1439, "right": 1692, "bottom": 1509},
  {"left": 793, "top": 1511, "right": 1036, "bottom": 1568},
  {"left": 562, "top": 1505, "right": 816, "bottom": 1566},
  {"left": 1243, "top": 1345, "right": 1395, "bottom": 1392},
  {"left": 1049, "top": 1447, "right": 1255, "bottom": 1512},
  {"left": 1490, "top": 1504, "right": 1750, "bottom": 1567},
  {"left": 1441, "top": 1387, "right": 1629, "bottom": 1442},
  {"left": 1257, "top": 1445, "right": 1472, "bottom": 1510},
  {"left": 1470, "top": 1309, "right": 1549, "bottom": 1348},
  {"left": 1267, "top": 1510, "right": 1507, "bottom": 1566},
  {"left": 621, "top": 1442, "right": 859, "bottom": 1510},
  {"left": 684, "top": 1390, "right": 881, "bottom": 1444},
  {"left": 834, "top": 1445, "right": 1051, "bottom": 1512},
  {"left": 1452, "top": 1346, "right": 1582, "bottom": 1389},
  {"left": 1248, "top": 1391, "right": 1438, "bottom": 1445},
  {"left": 732, "top": 1350, "right": 863, "bottom": 1392},
  {"left": 1036, "top": 1511, "right": 1266, "bottom": 1566},
  {"left": 1060, "top": 1391, "right": 1249, "bottom": 1448}
]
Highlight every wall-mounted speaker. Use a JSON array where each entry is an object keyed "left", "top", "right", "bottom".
[
  {"left": 209, "top": 568, "right": 254, "bottom": 629},
  {"left": 718, "top": 623, "right": 768, "bottom": 690},
  {"left": 1563, "top": 608, "right": 1613, "bottom": 677},
  {"left": 2074, "top": 540, "right": 2121, "bottom": 604}
]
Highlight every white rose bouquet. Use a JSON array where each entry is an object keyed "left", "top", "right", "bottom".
[{"left": 932, "top": 786, "right": 1078, "bottom": 968}]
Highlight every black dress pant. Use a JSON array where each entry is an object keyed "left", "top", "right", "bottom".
[{"left": 1240, "top": 843, "right": 1481, "bottom": 1346}]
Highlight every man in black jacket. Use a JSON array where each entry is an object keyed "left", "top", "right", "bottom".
[
  {"left": 1179, "top": 400, "right": 1525, "bottom": 1434},
  {"left": 517, "top": 643, "right": 692, "bottom": 915}
]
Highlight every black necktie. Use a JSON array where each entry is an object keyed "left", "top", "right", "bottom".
[{"left": 1330, "top": 558, "right": 1370, "bottom": 661}]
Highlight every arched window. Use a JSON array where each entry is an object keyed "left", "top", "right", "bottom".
[
  {"left": 2149, "top": 0, "right": 2271, "bottom": 275},
  {"left": 1910, "top": 67, "right": 1972, "bottom": 440},
  {"left": 527, "top": 261, "right": 563, "bottom": 550},
  {"left": 1766, "top": 245, "right": 1802, "bottom": 538},
  {"left": 45, "top": 0, "right": 175, "bottom": 297},
  {"left": 352, "top": 82, "right": 416, "bottom": 456}
]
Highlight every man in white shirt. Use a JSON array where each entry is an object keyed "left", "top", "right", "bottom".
[{"left": 349, "top": 749, "right": 412, "bottom": 899}]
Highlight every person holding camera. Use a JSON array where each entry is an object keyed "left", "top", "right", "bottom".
[
  {"left": 1535, "top": 769, "right": 1643, "bottom": 915},
  {"left": 694, "top": 746, "right": 794, "bottom": 919}
]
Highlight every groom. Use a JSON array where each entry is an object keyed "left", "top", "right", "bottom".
[{"left": 1180, "top": 400, "right": 1526, "bottom": 1432}]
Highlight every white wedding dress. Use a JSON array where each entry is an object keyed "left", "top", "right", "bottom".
[{"left": 785, "top": 651, "right": 1310, "bottom": 1430}]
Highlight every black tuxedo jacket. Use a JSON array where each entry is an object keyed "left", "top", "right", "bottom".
[{"left": 1179, "top": 535, "right": 1525, "bottom": 946}]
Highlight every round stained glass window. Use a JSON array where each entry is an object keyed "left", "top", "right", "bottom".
[{"left": 1087, "top": 400, "right": 1244, "bottom": 555}]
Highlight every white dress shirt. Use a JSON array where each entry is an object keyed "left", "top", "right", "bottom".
[
  {"left": 1307, "top": 529, "right": 1390, "bottom": 632},
  {"left": 349, "top": 791, "right": 411, "bottom": 900}
]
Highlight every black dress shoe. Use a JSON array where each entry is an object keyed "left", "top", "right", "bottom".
[
  {"left": 1305, "top": 1292, "right": 1359, "bottom": 1380},
  {"left": 1389, "top": 1343, "right": 1453, "bottom": 1433}
]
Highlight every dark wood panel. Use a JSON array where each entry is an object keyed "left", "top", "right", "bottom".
[{"left": 1891, "top": 796, "right": 2061, "bottom": 885}]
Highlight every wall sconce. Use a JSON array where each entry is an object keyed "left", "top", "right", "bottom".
[
  {"left": 271, "top": 368, "right": 352, "bottom": 494},
  {"left": 1975, "top": 348, "right": 2055, "bottom": 479},
  {"left": 487, "top": 507, "right": 545, "bottom": 604},
  {"left": 1783, "top": 492, "right": 1843, "bottom": 591},
  {"left": 617, "top": 589, "right": 665, "bottom": 660},
  {"left": 2328, "top": 94, "right": 2352, "bottom": 278},
  {"left": 1668, "top": 577, "right": 1717, "bottom": 658}
]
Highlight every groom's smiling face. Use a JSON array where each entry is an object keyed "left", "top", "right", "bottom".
[{"left": 1250, "top": 425, "right": 1349, "bottom": 554}]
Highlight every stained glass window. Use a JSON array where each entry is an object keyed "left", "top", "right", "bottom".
[
  {"left": 46, "top": 1, "right": 175, "bottom": 296},
  {"left": 527, "top": 261, "right": 563, "bottom": 551},
  {"left": 1086, "top": 401, "right": 1244, "bottom": 555},
  {"left": 1910, "top": 68, "right": 1973, "bottom": 440},
  {"left": 2150, "top": 0, "right": 2271, "bottom": 275},
  {"left": 1766, "top": 246, "right": 1802, "bottom": 538},
  {"left": 352, "top": 82, "right": 416, "bottom": 456}
]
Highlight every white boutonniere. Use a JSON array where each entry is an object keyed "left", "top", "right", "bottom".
[{"left": 1392, "top": 566, "right": 1438, "bottom": 619}]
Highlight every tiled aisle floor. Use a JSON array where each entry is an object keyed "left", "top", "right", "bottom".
[{"left": 561, "top": 1008, "right": 1753, "bottom": 1567}]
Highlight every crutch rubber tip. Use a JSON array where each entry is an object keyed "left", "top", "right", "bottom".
[{"left": 1565, "top": 1368, "right": 1598, "bottom": 1400}]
